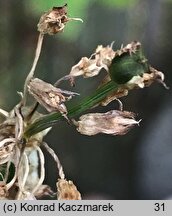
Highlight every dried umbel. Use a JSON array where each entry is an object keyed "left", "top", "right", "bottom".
[
  {"left": 57, "top": 179, "right": 81, "bottom": 200},
  {"left": 74, "top": 110, "right": 140, "bottom": 136},
  {"left": 0, "top": 2, "right": 168, "bottom": 201},
  {"left": 38, "top": 4, "right": 82, "bottom": 35}
]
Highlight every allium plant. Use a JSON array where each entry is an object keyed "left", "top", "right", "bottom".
[{"left": 0, "top": 4, "right": 168, "bottom": 200}]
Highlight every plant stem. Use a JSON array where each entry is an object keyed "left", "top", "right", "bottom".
[
  {"left": 24, "top": 80, "right": 118, "bottom": 137},
  {"left": 22, "top": 33, "right": 44, "bottom": 106}
]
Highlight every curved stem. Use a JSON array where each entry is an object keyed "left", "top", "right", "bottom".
[
  {"left": 42, "top": 142, "right": 65, "bottom": 179},
  {"left": 22, "top": 33, "right": 44, "bottom": 106}
]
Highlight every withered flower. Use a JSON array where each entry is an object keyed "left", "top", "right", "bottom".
[
  {"left": 28, "top": 78, "right": 78, "bottom": 115},
  {"left": 69, "top": 44, "right": 115, "bottom": 80},
  {"left": 57, "top": 179, "right": 81, "bottom": 200},
  {"left": 37, "top": 4, "right": 83, "bottom": 35},
  {"left": 74, "top": 110, "right": 140, "bottom": 136}
]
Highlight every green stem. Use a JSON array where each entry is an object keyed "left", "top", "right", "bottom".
[{"left": 24, "top": 80, "right": 118, "bottom": 137}]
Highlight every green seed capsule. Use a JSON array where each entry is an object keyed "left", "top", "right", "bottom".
[{"left": 109, "top": 49, "right": 149, "bottom": 84}]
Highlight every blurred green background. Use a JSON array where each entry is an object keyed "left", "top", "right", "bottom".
[{"left": 0, "top": 0, "right": 172, "bottom": 199}]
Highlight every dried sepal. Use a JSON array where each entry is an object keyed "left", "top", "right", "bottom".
[
  {"left": 28, "top": 78, "right": 78, "bottom": 115},
  {"left": 74, "top": 110, "right": 140, "bottom": 136},
  {"left": 57, "top": 179, "right": 81, "bottom": 200},
  {"left": 38, "top": 4, "right": 83, "bottom": 35}
]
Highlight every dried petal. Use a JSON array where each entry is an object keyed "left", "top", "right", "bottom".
[
  {"left": 75, "top": 110, "right": 140, "bottom": 136},
  {"left": 37, "top": 4, "right": 83, "bottom": 35},
  {"left": 116, "top": 41, "right": 141, "bottom": 56},
  {"left": 95, "top": 44, "right": 115, "bottom": 69},
  {"left": 57, "top": 179, "right": 81, "bottom": 200},
  {"left": 28, "top": 78, "right": 78, "bottom": 115}
]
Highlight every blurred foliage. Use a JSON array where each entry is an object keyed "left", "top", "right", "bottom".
[{"left": 29, "top": 0, "right": 137, "bottom": 41}]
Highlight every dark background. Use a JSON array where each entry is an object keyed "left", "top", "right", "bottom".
[{"left": 0, "top": 0, "right": 172, "bottom": 199}]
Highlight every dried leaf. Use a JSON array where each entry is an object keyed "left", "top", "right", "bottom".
[
  {"left": 28, "top": 78, "right": 78, "bottom": 115},
  {"left": 57, "top": 179, "right": 81, "bottom": 200},
  {"left": 38, "top": 4, "right": 83, "bottom": 35},
  {"left": 74, "top": 110, "right": 140, "bottom": 136}
]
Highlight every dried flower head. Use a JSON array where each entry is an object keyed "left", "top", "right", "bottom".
[
  {"left": 57, "top": 179, "right": 81, "bottom": 200},
  {"left": 74, "top": 110, "right": 140, "bottom": 136},
  {"left": 38, "top": 4, "right": 83, "bottom": 35}
]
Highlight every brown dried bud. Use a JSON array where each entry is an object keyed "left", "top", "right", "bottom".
[
  {"left": 74, "top": 110, "right": 140, "bottom": 136},
  {"left": 37, "top": 4, "right": 83, "bottom": 35},
  {"left": 57, "top": 179, "right": 81, "bottom": 200},
  {"left": 28, "top": 78, "right": 78, "bottom": 115}
]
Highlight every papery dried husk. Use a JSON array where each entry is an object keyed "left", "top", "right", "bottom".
[{"left": 57, "top": 179, "right": 81, "bottom": 200}]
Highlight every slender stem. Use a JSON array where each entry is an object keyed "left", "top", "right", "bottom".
[
  {"left": 24, "top": 80, "right": 118, "bottom": 137},
  {"left": 22, "top": 33, "right": 44, "bottom": 106},
  {"left": 42, "top": 142, "right": 65, "bottom": 179}
]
